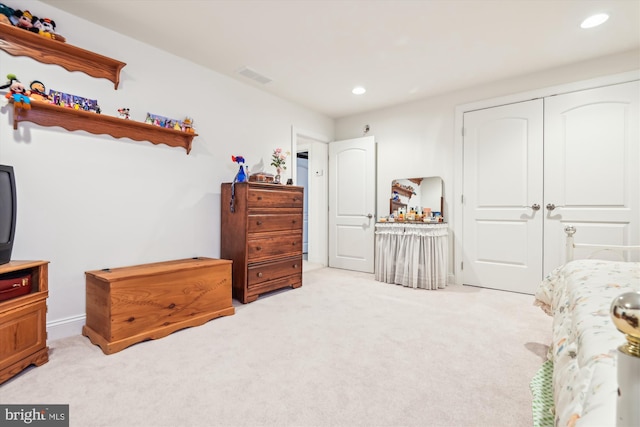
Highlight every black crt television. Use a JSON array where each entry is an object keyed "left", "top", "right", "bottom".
[{"left": 0, "top": 165, "right": 17, "bottom": 265}]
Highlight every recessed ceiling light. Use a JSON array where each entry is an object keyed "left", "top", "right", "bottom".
[
  {"left": 352, "top": 86, "right": 366, "bottom": 95},
  {"left": 580, "top": 13, "right": 609, "bottom": 29}
]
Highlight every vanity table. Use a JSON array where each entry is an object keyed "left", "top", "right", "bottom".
[{"left": 375, "top": 222, "right": 448, "bottom": 290}]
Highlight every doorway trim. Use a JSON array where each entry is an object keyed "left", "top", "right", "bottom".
[
  {"left": 453, "top": 70, "right": 640, "bottom": 285},
  {"left": 291, "top": 126, "right": 331, "bottom": 267}
]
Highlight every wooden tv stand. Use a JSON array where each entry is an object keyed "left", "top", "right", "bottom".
[{"left": 0, "top": 260, "right": 49, "bottom": 384}]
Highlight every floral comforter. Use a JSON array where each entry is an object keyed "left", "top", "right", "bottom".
[{"left": 534, "top": 259, "right": 640, "bottom": 427}]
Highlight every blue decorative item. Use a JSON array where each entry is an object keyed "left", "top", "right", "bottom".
[
  {"left": 230, "top": 155, "right": 246, "bottom": 213},
  {"left": 232, "top": 156, "right": 246, "bottom": 182},
  {"left": 236, "top": 164, "right": 247, "bottom": 183}
]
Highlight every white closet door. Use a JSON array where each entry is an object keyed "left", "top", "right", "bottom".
[
  {"left": 462, "top": 99, "right": 544, "bottom": 293},
  {"left": 543, "top": 80, "right": 640, "bottom": 271}
]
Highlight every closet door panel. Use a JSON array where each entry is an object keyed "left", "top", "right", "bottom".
[
  {"left": 544, "top": 80, "right": 639, "bottom": 271},
  {"left": 462, "top": 99, "right": 544, "bottom": 294}
]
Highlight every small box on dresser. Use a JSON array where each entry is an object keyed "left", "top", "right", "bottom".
[
  {"left": 0, "top": 260, "right": 49, "bottom": 384},
  {"left": 83, "top": 257, "right": 234, "bottom": 355},
  {"left": 221, "top": 182, "right": 303, "bottom": 303}
]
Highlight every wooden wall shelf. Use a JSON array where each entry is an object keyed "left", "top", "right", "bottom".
[
  {"left": 0, "top": 24, "right": 126, "bottom": 89},
  {"left": 392, "top": 184, "right": 414, "bottom": 198},
  {"left": 390, "top": 199, "right": 407, "bottom": 212},
  {"left": 13, "top": 102, "right": 197, "bottom": 154}
]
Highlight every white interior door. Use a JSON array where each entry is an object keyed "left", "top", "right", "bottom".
[
  {"left": 462, "top": 100, "right": 544, "bottom": 293},
  {"left": 543, "top": 80, "right": 640, "bottom": 269},
  {"left": 329, "top": 136, "right": 376, "bottom": 272}
]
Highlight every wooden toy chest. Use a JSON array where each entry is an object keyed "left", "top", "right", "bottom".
[{"left": 83, "top": 257, "right": 234, "bottom": 355}]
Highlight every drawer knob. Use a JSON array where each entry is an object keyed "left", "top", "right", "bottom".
[
  {"left": 293, "top": 264, "right": 299, "bottom": 269},
  {"left": 256, "top": 221, "right": 262, "bottom": 226},
  {"left": 292, "top": 241, "right": 297, "bottom": 246},
  {"left": 256, "top": 246, "right": 262, "bottom": 251},
  {"left": 257, "top": 196, "right": 263, "bottom": 201},
  {"left": 292, "top": 220, "right": 296, "bottom": 224},
  {"left": 257, "top": 272, "right": 263, "bottom": 278}
]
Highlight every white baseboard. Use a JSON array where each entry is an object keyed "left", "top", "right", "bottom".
[
  {"left": 448, "top": 273, "right": 455, "bottom": 285},
  {"left": 47, "top": 314, "right": 86, "bottom": 342}
]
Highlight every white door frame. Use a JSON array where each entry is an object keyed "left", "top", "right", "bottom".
[
  {"left": 291, "top": 126, "right": 331, "bottom": 267},
  {"left": 453, "top": 70, "right": 640, "bottom": 285}
]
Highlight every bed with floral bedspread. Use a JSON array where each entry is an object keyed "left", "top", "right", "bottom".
[{"left": 533, "top": 259, "right": 640, "bottom": 426}]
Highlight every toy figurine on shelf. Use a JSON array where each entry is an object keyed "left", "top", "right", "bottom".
[
  {"left": 0, "top": 3, "right": 17, "bottom": 25},
  {"left": 34, "top": 17, "right": 66, "bottom": 42},
  {"left": 117, "top": 108, "right": 130, "bottom": 119},
  {"left": 1, "top": 74, "right": 31, "bottom": 109},
  {"left": 182, "top": 117, "right": 195, "bottom": 133},
  {"left": 28, "top": 80, "right": 50, "bottom": 102},
  {"left": 13, "top": 10, "right": 40, "bottom": 33}
]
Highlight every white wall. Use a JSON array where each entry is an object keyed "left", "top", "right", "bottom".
[
  {"left": 335, "top": 49, "right": 639, "bottom": 281},
  {"left": 3, "top": 1, "right": 638, "bottom": 339},
  {"left": 1, "top": 1, "right": 333, "bottom": 339}
]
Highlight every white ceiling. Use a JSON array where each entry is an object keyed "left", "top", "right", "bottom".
[{"left": 40, "top": 0, "right": 640, "bottom": 118}]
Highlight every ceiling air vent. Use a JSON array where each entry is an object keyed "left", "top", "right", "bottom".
[{"left": 237, "top": 66, "right": 272, "bottom": 84}]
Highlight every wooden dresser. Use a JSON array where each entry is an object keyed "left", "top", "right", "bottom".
[{"left": 221, "top": 182, "right": 303, "bottom": 303}]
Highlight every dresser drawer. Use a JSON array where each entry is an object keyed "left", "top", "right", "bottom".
[
  {"left": 248, "top": 188, "right": 303, "bottom": 209},
  {"left": 247, "top": 256, "right": 302, "bottom": 287},
  {"left": 248, "top": 232, "right": 303, "bottom": 262},
  {"left": 248, "top": 214, "right": 302, "bottom": 233}
]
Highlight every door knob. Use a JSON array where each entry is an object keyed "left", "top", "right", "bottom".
[
  {"left": 366, "top": 213, "right": 373, "bottom": 219},
  {"left": 531, "top": 204, "right": 540, "bottom": 211},
  {"left": 546, "top": 203, "right": 556, "bottom": 211}
]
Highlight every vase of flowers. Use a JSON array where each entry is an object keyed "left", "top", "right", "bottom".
[{"left": 271, "top": 148, "right": 289, "bottom": 184}]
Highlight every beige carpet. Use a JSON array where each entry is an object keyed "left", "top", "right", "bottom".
[{"left": 0, "top": 267, "right": 551, "bottom": 427}]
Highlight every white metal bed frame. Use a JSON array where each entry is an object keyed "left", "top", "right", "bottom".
[{"left": 564, "top": 225, "right": 640, "bottom": 262}]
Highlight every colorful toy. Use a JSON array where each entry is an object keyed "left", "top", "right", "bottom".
[
  {"left": 0, "top": 2, "right": 15, "bottom": 25},
  {"left": 29, "top": 80, "right": 49, "bottom": 102},
  {"left": 13, "top": 10, "right": 39, "bottom": 33},
  {"left": 145, "top": 112, "right": 188, "bottom": 130},
  {"left": 49, "top": 89, "right": 100, "bottom": 112},
  {"left": 34, "top": 17, "right": 66, "bottom": 42},
  {"left": 117, "top": 108, "right": 130, "bottom": 119},
  {"left": 182, "top": 117, "right": 195, "bottom": 133},
  {"left": 1, "top": 74, "right": 31, "bottom": 109}
]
